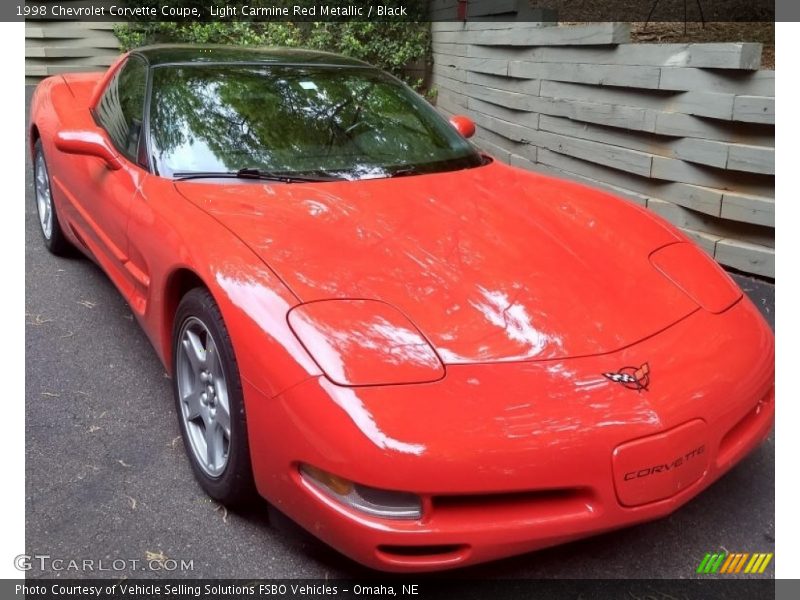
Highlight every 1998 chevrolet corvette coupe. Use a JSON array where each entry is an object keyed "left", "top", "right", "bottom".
[{"left": 30, "top": 45, "right": 774, "bottom": 571}]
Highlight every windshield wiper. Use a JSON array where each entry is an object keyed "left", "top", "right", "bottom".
[
  {"left": 387, "top": 167, "right": 424, "bottom": 178},
  {"left": 172, "top": 168, "right": 341, "bottom": 183}
]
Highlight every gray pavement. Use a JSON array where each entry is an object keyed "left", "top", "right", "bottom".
[{"left": 24, "top": 85, "right": 774, "bottom": 580}]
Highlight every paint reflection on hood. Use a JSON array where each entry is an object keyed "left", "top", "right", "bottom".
[{"left": 177, "top": 162, "right": 697, "bottom": 364}]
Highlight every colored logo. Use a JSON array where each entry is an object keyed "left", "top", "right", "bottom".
[
  {"left": 696, "top": 552, "right": 773, "bottom": 574},
  {"left": 603, "top": 362, "right": 650, "bottom": 391}
]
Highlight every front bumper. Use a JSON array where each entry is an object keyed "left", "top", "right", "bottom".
[{"left": 243, "top": 296, "right": 774, "bottom": 571}]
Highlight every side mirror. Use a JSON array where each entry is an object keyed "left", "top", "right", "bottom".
[
  {"left": 55, "top": 129, "right": 122, "bottom": 171},
  {"left": 449, "top": 115, "right": 476, "bottom": 139}
]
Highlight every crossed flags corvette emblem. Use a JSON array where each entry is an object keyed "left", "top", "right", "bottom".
[{"left": 603, "top": 363, "right": 651, "bottom": 391}]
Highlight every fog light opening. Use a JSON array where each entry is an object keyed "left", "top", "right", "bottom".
[{"left": 300, "top": 464, "right": 422, "bottom": 520}]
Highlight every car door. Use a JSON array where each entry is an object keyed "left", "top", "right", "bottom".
[{"left": 64, "top": 55, "right": 150, "bottom": 305}]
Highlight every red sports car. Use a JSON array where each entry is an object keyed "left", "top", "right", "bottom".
[{"left": 29, "top": 45, "right": 774, "bottom": 572}]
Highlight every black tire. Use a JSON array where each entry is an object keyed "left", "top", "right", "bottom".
[
  {"left": 32, "top": 139, "right": 72, "bottom": 255},
  {"left": 172, "top": 287, "right": 256, "bottom": 507}
]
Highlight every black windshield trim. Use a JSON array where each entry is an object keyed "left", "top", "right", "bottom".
[{"left": 172, "top": 168, "right": 345, "bottom": 183}]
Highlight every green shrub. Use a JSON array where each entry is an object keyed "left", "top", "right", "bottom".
[{"left": 113, "top": 22, "right": 431, "bottom": 87}]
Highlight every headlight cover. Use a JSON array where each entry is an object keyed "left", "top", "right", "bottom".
[
  {"left": 650, "top": 242, "right": 742, "bottom": 314},
  {"left": 288, "top": 299, "right": 445, "bottom": 386}
]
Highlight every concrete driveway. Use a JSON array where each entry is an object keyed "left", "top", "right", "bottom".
[{"left": 24, "top": 85, "right": 774, "bottom": 580}]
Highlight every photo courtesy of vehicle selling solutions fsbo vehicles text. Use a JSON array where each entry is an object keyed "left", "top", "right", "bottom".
[{"left": 2, "top": 1, "right": 798, "bottom": 599}]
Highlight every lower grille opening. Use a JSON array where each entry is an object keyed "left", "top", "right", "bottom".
[
  {"left": 430, "top": 488, "right": 595, "bottom": 523},
  {"left": 377, "top": 544, "right": 466, "bottom": 558},
  {"left": 375, "top": 544, "right": 470, "bottom": 565},
  {"left": 434, "top": 488, "right": 584, "bottom": 509}
]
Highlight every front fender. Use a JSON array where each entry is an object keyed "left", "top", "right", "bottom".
[{"left": 130, "top": 176, "right": 322, "bottom": 401}]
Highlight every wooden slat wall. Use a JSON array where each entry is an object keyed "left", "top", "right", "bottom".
[
  {"left": 25, "top": 20, "right": 120, "bottom": 85},
  {"left": 432, "top": 21, "right": 775, "bottom": 278}
]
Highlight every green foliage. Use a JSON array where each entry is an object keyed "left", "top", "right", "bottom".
[{"left": 113, "top": 22, "right": 430, "bottom": 86}]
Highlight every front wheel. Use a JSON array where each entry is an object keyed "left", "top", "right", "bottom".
[
  {"left": 172, "top": 288, "right": 256, "bottom": 506},
  {"left": 33, "top": 140, "right": 71, "bottom": 255}
]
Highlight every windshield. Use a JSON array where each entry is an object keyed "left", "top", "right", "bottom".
[{"left": 148, "top": 64, "right": 484, "bottom": 179}]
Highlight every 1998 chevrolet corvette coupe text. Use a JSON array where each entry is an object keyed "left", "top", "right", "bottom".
[{"left": 29, "top": 45, "right": 774, "bottom": 572}]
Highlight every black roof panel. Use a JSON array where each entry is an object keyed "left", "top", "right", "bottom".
[{"left": 130, "top": 44, "right": 373, "bottom": 68}]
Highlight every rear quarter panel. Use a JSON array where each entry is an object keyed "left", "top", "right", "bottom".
[{"left": 30, "top": 72, "right": 105, "bottom": 243}]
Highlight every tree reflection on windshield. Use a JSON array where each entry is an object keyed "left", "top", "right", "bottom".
[{"left": 149, "top": 65, "right": 483, "bottom": 179}]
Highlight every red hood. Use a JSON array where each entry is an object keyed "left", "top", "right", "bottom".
[{"left": 176, "top": 162, "right": 697, "bottom": 364}]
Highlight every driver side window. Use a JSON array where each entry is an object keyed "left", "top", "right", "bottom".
[{"left": 95, "top": 56, "right": 148, "bottom": 166}]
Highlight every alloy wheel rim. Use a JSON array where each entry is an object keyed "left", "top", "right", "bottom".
[
  {"left": 176, "top": 317, "right": 231, "bottom": 478},
  {"left": 34, "top": 152, "right": 53, "bottom": 239}
]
